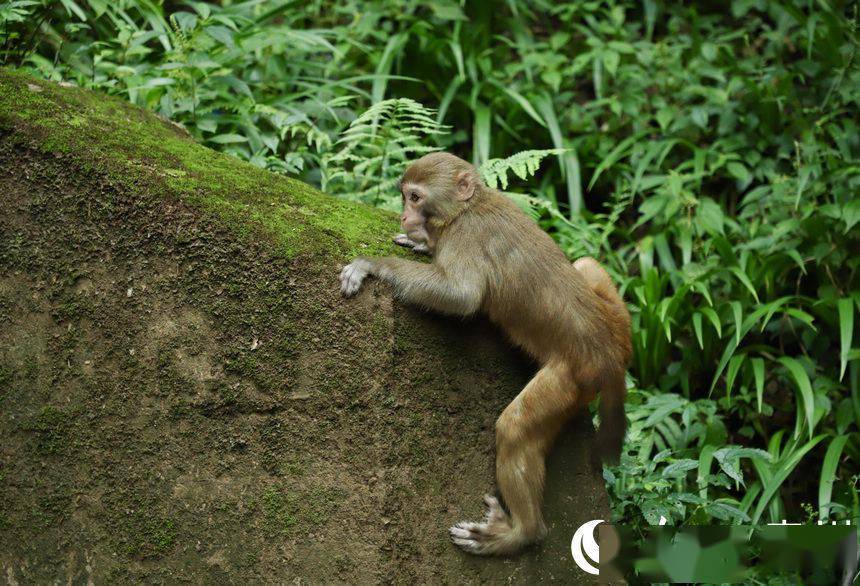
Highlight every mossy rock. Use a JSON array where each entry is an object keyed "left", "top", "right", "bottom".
[{"left": 0, "top": 68, "right": 607, "bottom": 584}]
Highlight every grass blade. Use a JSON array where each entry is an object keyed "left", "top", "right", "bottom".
[
  {"left": 837, "top": 297, "right": 854, "bottom": 380},
  {"left": 372, "top": 32, "right": 407, "bottom": 104},
  {"left": 751, "top": 435, "right": 826, "bottom": 524},
  {"left": 751, "top": 357, "right": 765, "bottom": 413},
  {"left": 778, "top": 356, "right": 816, "bottom": 439},
  {"left": 725, "top": 354, "right": 745, "bottom": 404},
  {"left": 532, "top": 94, "right": 582, "bottom": 213},
  {"left": 472, "top": 103, "right": 491, "bottom": 166},
  {"left": 818, "top": 435, "right": 848, "bottom": 520},
  {"left": 587, "top": 132, "right": 646, "bottom": 190}
]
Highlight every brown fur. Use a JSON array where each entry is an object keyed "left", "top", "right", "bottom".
[{"left": 340, "top": 152, "right": 631, "bottom": 555}]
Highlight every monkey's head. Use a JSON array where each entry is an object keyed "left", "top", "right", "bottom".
[{"left": 399, "top": 152, "right": 481, "bottom": 241}]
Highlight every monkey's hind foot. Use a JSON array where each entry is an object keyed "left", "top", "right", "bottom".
[{"left": 449, "top": 495, "right": 530, "bottom": 556}]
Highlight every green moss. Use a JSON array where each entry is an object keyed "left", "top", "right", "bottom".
[
  {"left": 259, "top": 485, "right": 341, "bottom": 535},
  {"left": 0, "top": 68, "right": 400, "bottom": 260},
  {"left": 33, "top": 486, "right": 72, "bottom": 527},
  {"left": 122, "top": 514, "right": 177, "bottom": 558},
  {"left": 261, "top": 487, "right": 297, "bottom": 533},
  {"left": 22, "top": 355, "right": 39, "bottom": 380},
  {"left": 284, "top": 459, "right": 306, "bottom": 477},
  {"left": 0, "top": 363, "right": 9, "bottom": 381},
  {"left": 0, "top": 364, "right": 11, "bottom": 396},
  {"left": 26, "top": 406, "right": 70, "bottom": 455}
]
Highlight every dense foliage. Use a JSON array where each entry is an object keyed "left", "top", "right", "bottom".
[{"left": 2, "top": 0, "right": 858, "bottom": 533}]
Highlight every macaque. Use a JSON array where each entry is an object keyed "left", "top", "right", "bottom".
[{"left": 339, "top": 152, "right": 631, "bottom": 556}]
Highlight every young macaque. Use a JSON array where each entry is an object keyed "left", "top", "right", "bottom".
[{"left": 339, "top": 152, "right": 631, "bottom": 556}]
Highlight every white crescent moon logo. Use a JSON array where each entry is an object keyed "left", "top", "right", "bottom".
[{"left": 571, "top": 519, "right": 603, "bottom": 575}]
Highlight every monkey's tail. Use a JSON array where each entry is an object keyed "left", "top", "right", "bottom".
[{"left": 595, "top": 368, "right": 627, "bottom": 466}]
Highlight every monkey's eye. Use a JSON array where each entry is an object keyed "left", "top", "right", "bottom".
[{"left": 409, "top": 192, "right": 420, "bottom": 203}]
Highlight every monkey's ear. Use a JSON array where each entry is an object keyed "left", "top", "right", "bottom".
[{"left": 455, "top": 171, "right": 476, "bottom": 201}]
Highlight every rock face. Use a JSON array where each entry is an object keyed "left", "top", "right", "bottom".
[{"left": 0, "top": 69, "right": 607, "bottom": 583}]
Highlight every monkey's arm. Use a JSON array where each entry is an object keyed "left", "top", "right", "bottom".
[{"left": 340, "top": 257, "right": 483, "bottom": 316}]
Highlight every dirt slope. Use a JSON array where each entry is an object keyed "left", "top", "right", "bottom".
[{"left": 0, "top": 68, "right": 607, "bottom": 584}]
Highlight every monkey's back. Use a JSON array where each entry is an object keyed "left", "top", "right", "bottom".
[{"left": 458, "top": 190, "right": 625, "bottom": 366}]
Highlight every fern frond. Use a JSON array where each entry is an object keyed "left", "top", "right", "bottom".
[
  {"left": 324, "top": 98, "right": 450, "bottom": 201},
  {"left": 479, "top": 148, "right": 567, "bottom": 189}
]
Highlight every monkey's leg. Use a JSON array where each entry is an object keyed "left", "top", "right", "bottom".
[{"left": 449, "top": 364, "right": 580, "bottom": 555}]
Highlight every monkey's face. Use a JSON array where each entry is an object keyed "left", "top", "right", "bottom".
[
  {"left": 399, "top": 182, "right": 430, "bottom": 243},
  {"left": 399, "top": 153, "right": 479, "bottom": 240}
]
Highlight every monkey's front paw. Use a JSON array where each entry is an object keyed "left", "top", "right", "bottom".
[
  {"left": 393, "top": 233, "right": 414, "bottom": 248},
  {"left": 393, "top": 234, "right": 432, "bottom": 255},
  {"left": 339, "top": 259, "right": 371, "bottom": 297}
]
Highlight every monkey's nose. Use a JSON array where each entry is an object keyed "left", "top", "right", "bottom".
[{"left": 400, "top": 214, "right": 408, "bottom": 225}]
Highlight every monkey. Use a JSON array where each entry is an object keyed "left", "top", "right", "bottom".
[{"left": 339, "top": 152, "right": 631, "bottom": 556}]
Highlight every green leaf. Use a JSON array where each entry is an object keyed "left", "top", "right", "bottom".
[
  {"left": 710, "top": 336, "right": 739, "bottom": 395},
  {"left": 693, "top": 313, "right": 704, "bottom": 349},
  {"left": 751, "top": 435, "right": 826, "bottom": 524},
  {"left": 726, "top": 161, "right": 751, "bottom": 185},
  {"left": 437, "top": 77, "right": 462, "bottom": 123},
  {"left": 532, "top": 94, "right": 582, "bottom": 213},
  {"left": 372, "top": 33, "right": 408, "bottom": 104},
  {"left": 662, "top": 459, "right": 699, "bottom": 478},
  {"left": 713, "top": 445, "right": 770, "bottom": 486},
  {"left": 479, "top": 149, "right": 565, "bottom": 190},
  {"left": 489, "top": 82, "right": 546, "bottom": 128},
  {"left": 430, "top": 2, "right": 467, "bottom": 20},
  {"left": 587, "top": 132, "right": 645, "bottom": 190},
  {"left": 631, "top": 140, "right": 664, "bottom": 195},
  {"left": 209, "top": 133, "right": 248, "bottom": 144},
  {"left": 784, "top": 308, "right": 816, "bottom": 330},
  {"left": 705, "top": 500, "right": 750, "bottom": 523},
  {"left": 778, "top": 357, "right": 816, "bottom": 439},
  {"left": 700, "top": 307, "right": 722, "bottom": 338},
  {"left": 472, "top": 103, "right": 492, "bottom": 166},
  {"left": 205, "top": 25, "right": 235, "bottom": 48},
  {"left": 696, "top": 197, "right": 725, "bottom": 235},
  {"left": 729, "top": 267, "right": 759, "bottom": 302},
  {"left": 730, "top": 301, "right": 743, "bottom": 347},
  {"left": 656, "top": 107, "right": 673, "bottom": 131},
  {"left": 697, "top": 444, "right": 717, "bottom": 499},
  {"left": 690, "top": 107, "right": 708, "bottom": 129},
  {"left": 837, "top": 298, "right": 854, "bottom": 380},
  {"left": 172, "top": 11, "right": 197, "bottom": 31},
  {"left": 751, "top": 357, "right": 765, "bottom": 413},
  {"left": 59, "top": 0, "right": 87, "bottom": 20},
  {"left": 725, "top": 354, "right": 745, "bottom": 403},
  {"left": 818, "top": 435, "right": 848, "bottom": 520}
]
